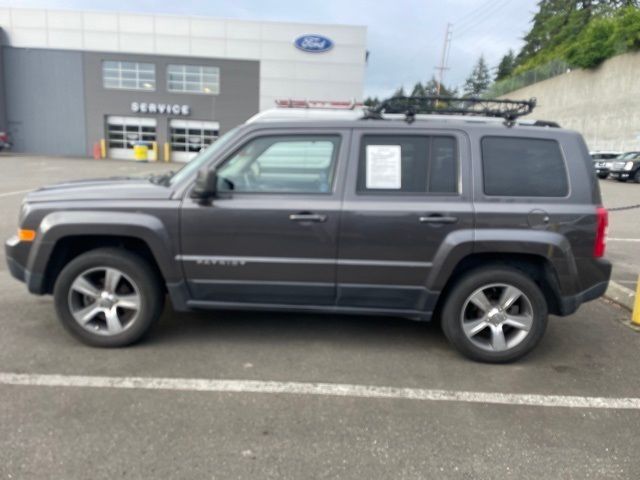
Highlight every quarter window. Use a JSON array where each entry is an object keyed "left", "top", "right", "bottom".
[
  {"left": 357, "top": 135, "right": 458, "bottom": 194},
  {"left": 102, "top": 61, "right": 155, "bottom": 90},
  {"left": 167, "top": 64, "right": 220, "bottom": 94},
  {"left": 216, "top": 135, "right": 341, "bottom": 194},
  {"left": 482, "top": 137, "right": 568, "bottom": 197}
]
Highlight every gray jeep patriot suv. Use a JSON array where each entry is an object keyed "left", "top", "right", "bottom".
[{"left": 5, "top": 97, "right": 611, "bottom": 363}]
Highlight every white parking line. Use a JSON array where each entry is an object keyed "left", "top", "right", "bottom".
[
  {"left": 1, "top": 372, "right": 639, "bottom": 410},
  {"left": 608, "top": 238, "right": 640, "bottom": 242},
  {"left": 0, "top": 189, "right": 32, "bottom": 198}
]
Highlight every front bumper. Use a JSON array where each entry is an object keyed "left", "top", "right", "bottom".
[
  {"left": 609, "top": 171, "right": 631, "bottom": 180},
  {"left": 6, "top": 252, "right": 27, "bottom": 283},
  {"left": 5, "top": 236, "right": 44, "bottom": 293},
  {"left": 5, "top": 235, "right": 27, "bottom": 283}
]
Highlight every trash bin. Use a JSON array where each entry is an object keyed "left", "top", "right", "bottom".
[{"left": 133, "top": 142, "right": 149, "bottom": 161}]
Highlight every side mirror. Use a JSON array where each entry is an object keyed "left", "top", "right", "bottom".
[{"left": 190, "top": 168, "right": 218, "bottom": 200}]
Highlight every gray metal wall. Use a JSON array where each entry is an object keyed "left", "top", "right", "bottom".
[
  {"left": 82, "top": 51, "right": 260, "bottom": 158},
  {"left": 0, "top": 30, "right": 6, "bottom": 131},
  {"left": 3, "top": 47, "right": 87, "bottom": 156}
]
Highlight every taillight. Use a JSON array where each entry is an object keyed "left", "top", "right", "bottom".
[{"left": 594, "top": 206, "right": 608, "bottom": 258}]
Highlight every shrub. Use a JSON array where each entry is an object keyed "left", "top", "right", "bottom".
[
  {"left": 613, "top": 6, "right": 640, "bottom": 51},
  {"left": 566, "top": 17, "right": 616, "bottom": 69}
]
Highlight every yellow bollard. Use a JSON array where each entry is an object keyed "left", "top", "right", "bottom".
[
  {"left": 632, "top": 275, "right": 640, "bottom": 326},
  {"left": 164, "top": 142, "right": 171, "bottom": 163},
  {"left": 100, "top": 138, "right": 107, "bottom": 159}
]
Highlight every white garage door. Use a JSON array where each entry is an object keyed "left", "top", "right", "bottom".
[
  {"left": 107, "top": 116, "right": 157, "bottom": 160},
  {"left": 170, "top": 119, "right": 219, "bottom": 163}
]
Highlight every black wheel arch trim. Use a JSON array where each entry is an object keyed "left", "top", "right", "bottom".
[{"left": 25, "top": 211, "right": 179, "bottom": 294}]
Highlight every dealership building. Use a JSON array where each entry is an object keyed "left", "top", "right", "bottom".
[{"left": 0, "top": 7, "right": 367, "bottom": 161}]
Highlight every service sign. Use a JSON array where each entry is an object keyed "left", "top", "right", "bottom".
[
  {"left": 131, "top": 102, "right": 190, "bottom": 116},
  {"left": 294, "top": 34, "right": 334, "bottom": 53}
]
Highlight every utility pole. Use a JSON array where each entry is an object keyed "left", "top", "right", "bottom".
[{"left": 435, "top": 23, "right": 453, "bottom": 96}]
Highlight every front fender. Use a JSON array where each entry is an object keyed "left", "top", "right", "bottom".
[{"left": 25, "top": 211, "right": 180, "bottom": 292}]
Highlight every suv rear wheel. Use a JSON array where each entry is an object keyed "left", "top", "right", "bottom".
[
  {"left": 441, "top": 267, "right": 548, "bottom": 363},
  {"left": 53, "top": 248, "right": 164, "bottom": 347}
]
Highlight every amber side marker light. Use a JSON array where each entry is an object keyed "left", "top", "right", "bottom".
[{"left": 17, "top": 229, "right": 36, "bottom": 242}]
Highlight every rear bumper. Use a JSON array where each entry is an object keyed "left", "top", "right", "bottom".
[
  {"left": 557, "top": 259, "right": 611, "bottom": 316},
  {"left": 558, "top": 280, "right": 609, "bottom": 316}
]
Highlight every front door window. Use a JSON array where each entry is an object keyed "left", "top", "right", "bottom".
[{"left": 215, "top": 135, "right": 341, "bottom": 194}]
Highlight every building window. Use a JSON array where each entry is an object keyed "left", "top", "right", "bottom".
[
  {"left": 170, "top": 119, "right": 220, "bottom": 163},
  {"left": 167, "top": 64, "right": 220, "bottom": 94},
  {"left": 102, "top": 61, "right": 156, "bottom": 91}
]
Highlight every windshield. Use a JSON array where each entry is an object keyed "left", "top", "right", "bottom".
[
  {"left": 619, "top": 152, "right": 640, "bottom": 160},
  {"left": 167, "top": 126, "right": 241, "bottom": 185}
]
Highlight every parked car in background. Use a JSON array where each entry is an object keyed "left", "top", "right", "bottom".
[
  {"left": 590, "top": 151, "right": 621, "bottom": 179},
  {"left": 0, "top": 131, "right": 11, "bottom": 152},
  {"left": 608, "top": 151, "right": 640, "bottom": 183}
]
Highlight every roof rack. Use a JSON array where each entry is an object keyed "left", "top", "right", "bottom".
[{"left": 366, "top": 95, "right": 537, "bottom": 126}]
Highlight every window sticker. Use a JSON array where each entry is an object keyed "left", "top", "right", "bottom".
[{"left": 366, "top": 145, "right": 402, "bottom": 189}]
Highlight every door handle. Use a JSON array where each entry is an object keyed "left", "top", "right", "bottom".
[
  {"left": 289, "top": 213, "right": 327, "bottom": 222},
  {"left": 419, "top": 215, "right": 458, "bottom": 224}
]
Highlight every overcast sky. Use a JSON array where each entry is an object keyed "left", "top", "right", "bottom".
[{"left": 2, "top": 0, "right": 538, "bottom": 98}]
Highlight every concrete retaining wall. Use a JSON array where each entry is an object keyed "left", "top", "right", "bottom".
[{"left": 500, "top": 52, "right": 640, "bottom": 152}]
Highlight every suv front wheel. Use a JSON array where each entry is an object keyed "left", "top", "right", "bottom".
[
  {"left": 53, "top": 248, "right": 164, "bottom": 347},
  {"left": 441, "top": 267, "right": 548, "bottom": 363}
]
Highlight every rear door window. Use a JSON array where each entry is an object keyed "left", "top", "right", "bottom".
[
  {"left": 481, "top": 136, "right": 568, "bottom": 197},
  {"left": 356, "top": 135, "right": 458, "bottom": 194}
]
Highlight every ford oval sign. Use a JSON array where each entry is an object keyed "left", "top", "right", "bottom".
[{"left": 294, "top": 34, "right": 334, "bottom": 53}]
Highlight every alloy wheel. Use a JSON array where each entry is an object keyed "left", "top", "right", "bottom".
[
  {"left": 460, "top": 283, "right": 534, "bottom": 352},
  {"left": 67, "top": 267, "right": 141, "bottom": 336}
]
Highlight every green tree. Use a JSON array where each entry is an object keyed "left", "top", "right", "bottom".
[
  {"left": 363, "top": 96, "right": 380, "bottom": 108},
  {"left": 463, "top": 55, "right": 491, "bottom": 97},
  {"left": 613, "top": 6, "right": 640, "bottom": 50},
  {"left": 566, "top": 16, "right": 616, "bottom": 68},
  {"left": 495, "top": 50, "right": 516, "bottom": 81},
  {"left": 410, "top": 82, "right": 425, "bottom": 97},
  {"left": 391, "top": 86, "right": 407, "bottom": 98},
  {"left": 423, "top": 76, "right": 457, "bottom": 96},
  {"left": 515, "top": 0, "right": 638, "bottom": 71}
]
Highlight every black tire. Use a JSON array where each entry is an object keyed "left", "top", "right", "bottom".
[
  {"left": 597, "top": 173, "right": 608, "bottom": 179},
  {"left": 634, "top": 170, "right": 640, "bottom": 184},
  {"left": 441, "top": 266, "right": 548, "bottom": 363},
  {"left": 53, "top": 248, "right": 164, "bottom": 347}
]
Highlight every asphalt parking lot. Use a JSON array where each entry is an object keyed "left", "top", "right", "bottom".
[
  {"left": 598, "top": 178, "right": 640, "bottom": 288},
  {"left": 1, "top": 155, "right": 639, "bottom": 479}
]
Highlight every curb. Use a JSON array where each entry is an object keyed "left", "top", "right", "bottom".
[{"left": 604, "top": 280, "right": 635, "bottom": 311}]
